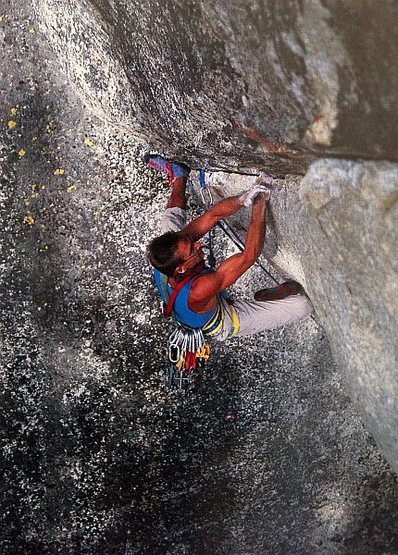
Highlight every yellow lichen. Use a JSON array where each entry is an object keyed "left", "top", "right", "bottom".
[
  {"left": 10, "top": 107, "right": 17, "bottom": 116},
  {"left": 66, "top": 184, "right": 77, "bottom": 193},
  {"left": 84, "top": 138, "right": 95, "bottom": 147},
  {"left": 18, "top": 148, "right": 26, "bottom": 158},
  {"left": 54, "top": 168, "right": 65, "bottom": 176},
  {"left": 23, "top": 197, "right": 30, "bottom": 207},
  {"left": 8, "top": 120, "right": 16, "bottom": 129},
  {"left": 24, "top": 214, "right": 35, "bottom": 225}
]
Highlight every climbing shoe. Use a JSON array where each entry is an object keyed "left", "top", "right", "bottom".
[
  {"left": 143, "top": 154, "right": 190, "bottom": 185},
  {"left": 254, "top": 280, "right": 304, "bottom": 301}
]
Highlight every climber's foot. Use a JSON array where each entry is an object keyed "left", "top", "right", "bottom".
[{"left": 143, "top": 154, "right": 190, "bottom": 185}]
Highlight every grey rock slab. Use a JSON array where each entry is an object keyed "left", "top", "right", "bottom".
[
  {"left": 298, "top": 160, "right": 398, "bottom": 472},
  {"left": 34, "top": 0, "right": 398, "bottom": 173},
  {"left": 1, "top": 0, "right": 398, "bottom": 553},
  {"left": 191, "top": 160, "right": 398, "bottom": 474}
]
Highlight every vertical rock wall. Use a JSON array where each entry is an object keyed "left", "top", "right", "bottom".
[
  {"left": 33, "top": 0, "right": 398, "bottom": 473},
  {"left": 35, "top": 0, "right": 398, "bottom": 170},
  {"left": 193, "top": 162, "right": 398, "bottom": 471},
  {"left": 2, "top": 0, "right": 398, "bottom": 550}
]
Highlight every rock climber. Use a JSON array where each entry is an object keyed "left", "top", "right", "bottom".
[{"left": 145, "top": 155, "right": 313, "bottom": 341}]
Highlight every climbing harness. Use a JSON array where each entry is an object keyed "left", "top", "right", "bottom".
[{"left": 162, "top": 278, "right": 214, "bottom": 388}]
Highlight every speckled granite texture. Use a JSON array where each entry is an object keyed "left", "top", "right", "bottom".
[
  {"left": 31, "top": 0, "right": 398, "bottom": 475},
  {"left": 1, "top": 1, "right": 397, "bottom": 553}
]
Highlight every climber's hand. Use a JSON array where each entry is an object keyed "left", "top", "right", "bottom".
[
  {"left": 240, "top": 184, "right": 271, "bottom": 207},
  {"left": 255, "top": 173, "right": 275, "bottom": 187}
]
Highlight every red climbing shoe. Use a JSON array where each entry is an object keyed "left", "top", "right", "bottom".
[
  {"left": 143, "top": 154, "right": 190, "bottom": 185},
  {"left": 254, "top": 280, "right": 304, "bottom": 301}
]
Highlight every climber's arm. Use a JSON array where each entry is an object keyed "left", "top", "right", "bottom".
[
  {"left": 189, "top": 194, "right": 268, "bottom": 310},
  {"left": 181, "top": 195, "right": 244, "bottom": 241},
  {"left": 181, "top": 185, "right": 270, "bottom": 241}
]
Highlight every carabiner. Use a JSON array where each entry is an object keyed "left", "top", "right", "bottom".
[
  {"left": 200, "top": 186, "right": 213, "bottom": 209},
  {"left": 168, "top": 343, "right": 180, "bottom": 363}
]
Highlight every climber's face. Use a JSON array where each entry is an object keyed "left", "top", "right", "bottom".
[{"left": 174, "top": 237, "right": 204, "bottom": 276}]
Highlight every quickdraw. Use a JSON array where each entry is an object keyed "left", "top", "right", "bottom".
[
  {"left": 198, "top": 169, "right": 216, "bottom": 269},
  {"left": 166, "top": 325, "right": 211, "bottom": 388}
]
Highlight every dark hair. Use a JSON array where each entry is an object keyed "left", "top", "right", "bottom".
[{"left": 147, "top": 231, "right": 184, "bottom": 277}]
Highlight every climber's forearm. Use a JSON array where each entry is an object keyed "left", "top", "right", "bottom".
[
  {"left": 243, "top": 195, "right": 267, "bottom": 261},
  {"left": 182, "top": 195, "right": 244, "bottom": 240}
]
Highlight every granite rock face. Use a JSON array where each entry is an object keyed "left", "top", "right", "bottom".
[
  {"left": 1, "top": 1, "right": 398, "bottom": 551},
  {"left": 299, "top": 160, "right": 398, "bottom": 466},
  {"left": 198, "top": 161, "right": 398, "bottom": 471},
  {"left": 34, "top": 0, "right": 398, "bottom": 173},
  {"left": 33, "top": 0, "right": 398, "bottom": 471}
]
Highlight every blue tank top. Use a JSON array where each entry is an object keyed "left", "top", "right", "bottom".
[{"left": 153, "top": 268, "right": 217, "bottom": 329}]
